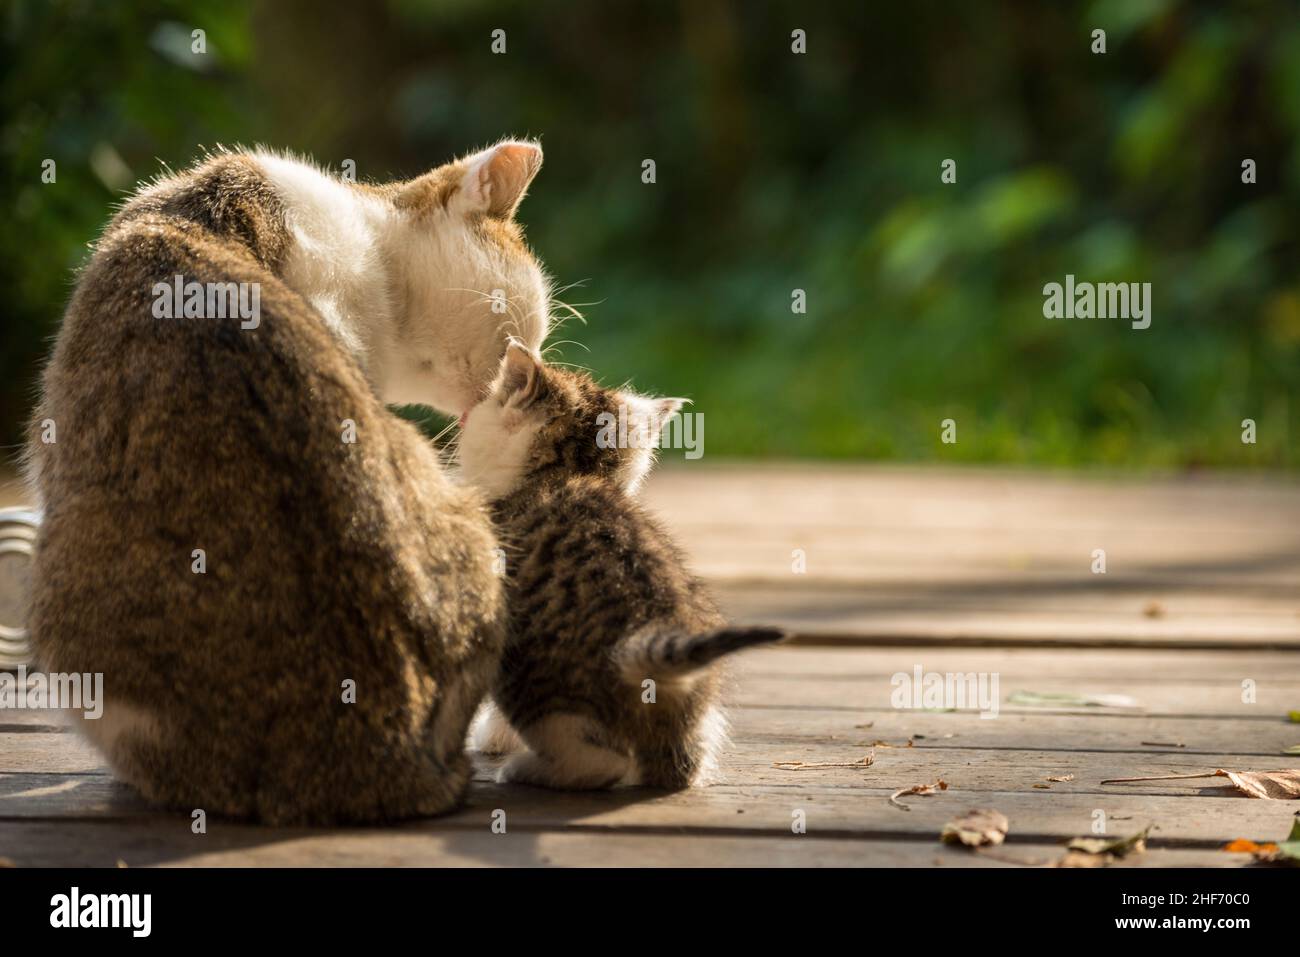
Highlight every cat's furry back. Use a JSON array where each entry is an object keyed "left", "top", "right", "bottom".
[
  {"left": 26, "top": 145, "right": 548, "bottom": 824},
  {"left": 460, "top": 348, "right": 785, "bottom": 789},
  {"left": 490, "top": 475, "right": 781, "bottom": 788}
]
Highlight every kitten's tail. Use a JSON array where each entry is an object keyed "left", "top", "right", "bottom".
[{"left": 615, "top": 625, "right": 788, "bottom": 684}]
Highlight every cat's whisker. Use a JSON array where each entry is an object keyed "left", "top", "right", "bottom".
[
  {"left": 503, "top": 298, "right": 531, "bottom": 335},
  {"left": 426, "top": 417, "right": 460, "bottom": 447},
  {"left": 550, "top": 298, "right": 599, "bottom": 326},
  {"left": 549, "top": 278, "right": 591, "bottom": 297},
  {"left": 555, "top": 338, "right": 590, "bottom": 350},
  {"left": 442, "top": 286, "right": 497, "bottom": 300},
  {"left": 542, "top": 339, "right": 591, "bottom": 356},
  {"left": 545, "top": 360, "right": 597, "bottom": 374},
  {"left": 439, "top": 286, "right": 545, "bottom": 348}
]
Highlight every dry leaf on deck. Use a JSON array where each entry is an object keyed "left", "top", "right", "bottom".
[
  {"left": 1056, "top": 825, "right": 1152, "bottom": 867},
  {"left": 1056, "top": 850, "right": 1113, "bottom": 868},
  {"left": 940, "top": 808, "right": 1008, "bottom": 847},
  {"left": 889, "top": 778, "right": 948, "bottom": 810},
  {"left": 1067, "top": 825, "right": 1151, "bottom": 858},
  {"left": 1101, "top": 769, "right": 1300, "bottom": 799},
  {"left": 1215, "top": 768, "right": 1300, "bottom": 799}
]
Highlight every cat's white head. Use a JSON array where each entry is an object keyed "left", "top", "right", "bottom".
[
  {"left": 381, "top": 141, "right": 550, "bottom": 415},
  {"left": 458, "top": 344, "right": 684, "bottom": 501}
]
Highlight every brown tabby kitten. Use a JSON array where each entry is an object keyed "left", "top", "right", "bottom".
[
  {"left": 25, "top": 142, "right": 551, "bottom": 824},
  {"left": 458, "top": 346, "right": 786, "bottom": 789}
]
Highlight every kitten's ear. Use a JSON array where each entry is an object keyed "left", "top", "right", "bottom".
[
  {"left": 655, "top": 397, "right": 686, "bottom": 422},
  {"left": 622, "top": 393, "right": 687, "bottom": 443},
  {"left": 648, "top": 398, "right": 686, "bottom": 435},
  {"left": 455, "top": 140, "right": 543, "bottom": 219},
  {"left": 500, "top": 342, "right": 545, "bottom": 408}
]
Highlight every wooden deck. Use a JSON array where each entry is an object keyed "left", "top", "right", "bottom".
[{"left": 2, "top": 464, "right": 1298, "bottom": 866}]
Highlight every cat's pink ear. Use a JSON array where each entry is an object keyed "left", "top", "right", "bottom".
[
  {"left": 457, "top": 141, "right": 543, "bottom": 219},
  {"left": 500, "top": 342, "right": 544, "bottom": 408}
]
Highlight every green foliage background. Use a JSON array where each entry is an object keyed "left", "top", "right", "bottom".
[{"left": 3, "top": 0, "right": 1297, "bottom": 466}]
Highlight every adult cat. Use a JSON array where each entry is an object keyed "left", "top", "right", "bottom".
[{"left": 25, "top": 140, "right": 549, "bottom": 824}]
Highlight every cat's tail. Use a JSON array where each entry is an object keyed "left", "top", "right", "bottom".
[{"left": 615, "top": 625, "right": 788, "bottom": 685}]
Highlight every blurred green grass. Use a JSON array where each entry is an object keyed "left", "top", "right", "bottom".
[{"left": 3, "top": 0, "right": 1297, "bottom": 467}]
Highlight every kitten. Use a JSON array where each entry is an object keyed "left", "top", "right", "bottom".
[
  {"left": 26, "top": 141, "right": 551, "bottom": 824},
  {"left": 458, "top": 345, "right": 786, "bottom": 789}
]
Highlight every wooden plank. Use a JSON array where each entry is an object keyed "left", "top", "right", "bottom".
[
  {"left": 729, "top": 708, "right": 1300, "bottom": 757},
  {"left": 0, "top": 729, "right": 104, "bottom": 775},
  {"left": 3, "top": 729, "right": 1296, "bottom": 792},
  {"left": 725, "top": 645, "right": 1300, "bottom": 713},
  {"left": 645, "top": 464, "right": 1300, "bottom": 533},
  {"left": 2, "top": 772, "right": 1295, "bottom": 851},
  {"left": 730, "top": 675, "right": 1300, "bottom": 715},
  {"left": 699, "top": 742, "right": 1300, "bottom": 792},
  {"left": 7, "top": 694, "right": 1298, "bottom": 782},
  {"left": 671, "top": 532, "right": 1300, "bottom": 586},
  {"left": 6, "top": 704, "right": 1298, "bottom": 782},
  {"left": 316, "top": 777, "right": 1300, "bottom": 846},
  {"left": 736, "top": 646, "right": 1300, "bottom": 680},
  {"left": 716, "top": 582, "right": 1300, "bottom": 647},
  {"left": 720, "top": 581, "right": 1300, "bottom": 618},
  {"left": 0, "top": 817, "right": 1253, "bottom": 867}
]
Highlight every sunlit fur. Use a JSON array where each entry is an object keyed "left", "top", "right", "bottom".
[
  {"left": 22, "top": 143, "right": 559, "bottom": 824},
  {"left": 256, "top": 141, "right": 551, "bottom": 415}
]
